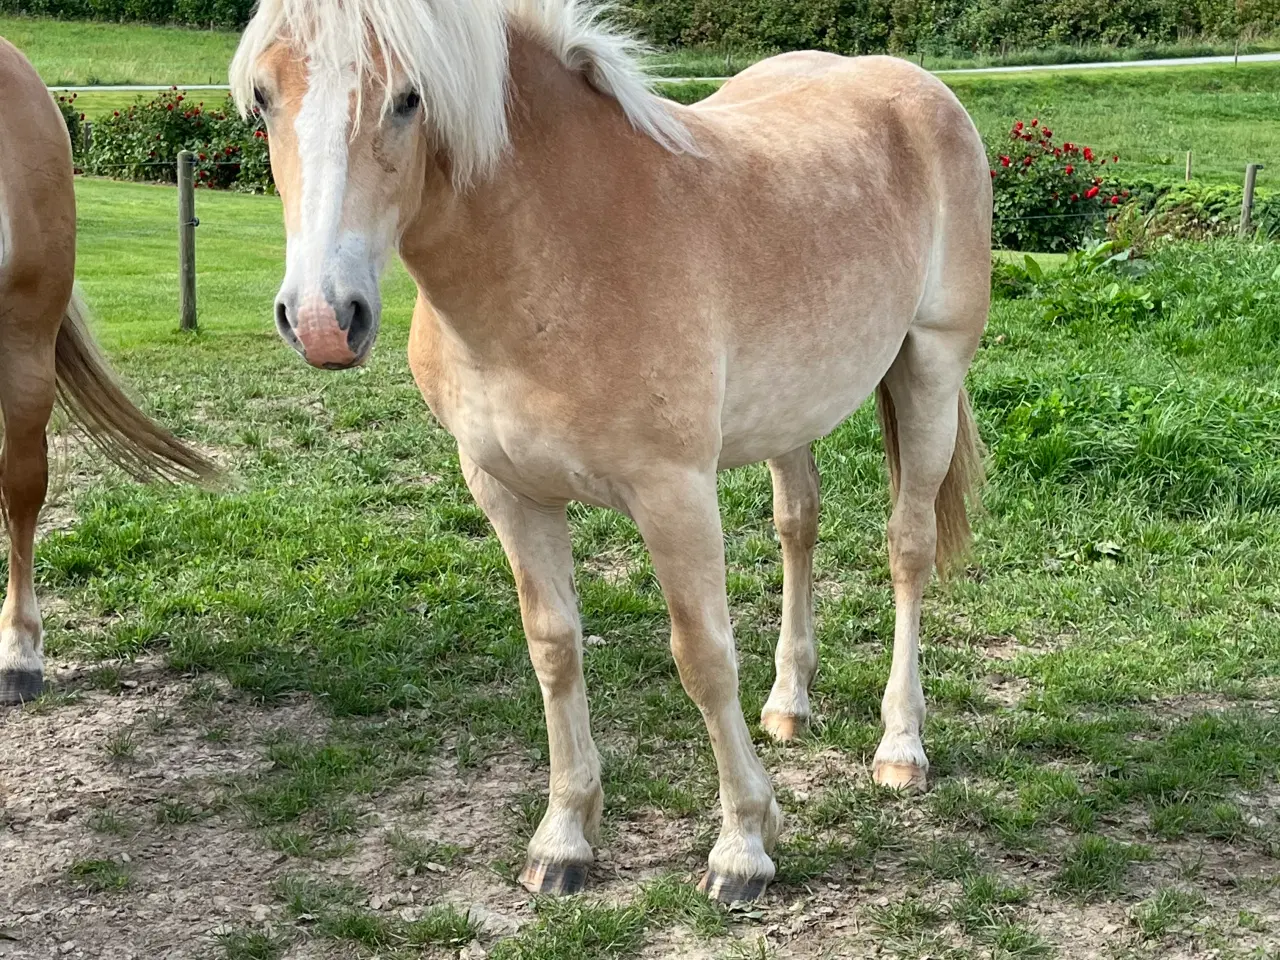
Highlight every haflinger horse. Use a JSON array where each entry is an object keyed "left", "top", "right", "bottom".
[
  {"left": 0, "top": 38, "right": 216, "bottom": 704},
  {"left": 232, "top": 0, "right": 989, "bottom": 901}
]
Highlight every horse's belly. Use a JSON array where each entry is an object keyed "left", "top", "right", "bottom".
[{"left": 717, "top": 317, "right": 907, "bottom": 469}]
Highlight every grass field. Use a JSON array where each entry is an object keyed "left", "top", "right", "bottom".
[
  {"left": 9, "top": 12, "right": 1280, "bottom": 85},
  {"left": 7, "top": 176, "right": 1280, "bottom": 957},
  {"left": 949, "top": 64, "right": 1280, "bottom": 188},
  {"left": 1, "top": 14, "right": 239, "bottom": 85},
  {"left": 8, "top": 11, "right": 1280, "bottom": 187}
]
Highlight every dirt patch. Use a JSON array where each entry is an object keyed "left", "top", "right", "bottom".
[
  {"left": 4, "top": 659, "right": 1280, "bottom": 959},
  {"left": 0, "top": 660, "right": 326, "bottom": 959}
]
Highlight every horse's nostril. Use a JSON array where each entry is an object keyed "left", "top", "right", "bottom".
[
  {"left": 345, "top": 297, "right": 374, "bottom": 353},
  {"left": 275, "top": 300, "right": 296, "bottom": 342}
]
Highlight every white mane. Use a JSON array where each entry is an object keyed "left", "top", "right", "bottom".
[{"left": 230, "top": 0, "right": 695, "bottom": 185}]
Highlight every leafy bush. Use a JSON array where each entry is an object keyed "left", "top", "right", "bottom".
[
  {"left": 1110, "top": 178, "right": 1280, "bottom": 248},
  {"left": 990, "top": 119, "right": 1124, "bottom": 252},
  {"left": 54, "top": 91, "right": 84, "bottom": 155},
  {"left": 7, "top": 0, "right": 1280, "bottom": 52},
  {"left": 0, "top": 0, "right": 255, "bottom": 29},
  {"left": 84, "top": 88, "right": 271, "bottom": 192},
  {"left": 619, "top": 0, "right": 1280, "bottom": 56},
  {"left": 983, "top": 240, "right": 1280, "bottom": 512}
]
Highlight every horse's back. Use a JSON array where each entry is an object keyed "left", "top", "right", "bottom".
[
  {"left": 678, "top": 53, "right": 991, "bottom": 467},
  {"left": 0, "top": 37, "right": 76, "bottom": 302}
]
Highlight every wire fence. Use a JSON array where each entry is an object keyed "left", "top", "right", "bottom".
[{"left": 70, "top": 153, "right": 1270, "bottom": 332}]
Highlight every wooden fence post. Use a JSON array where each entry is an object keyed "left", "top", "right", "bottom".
[
  {"left": 177, "top": 150, "right": 198, "bottom": 331},
  {"left": 1240, "top": 163, "right": 1264, "bottom": 239},
  {"left": 82, "top": 120, "right": 93, "bottom": 155},
  {"left": 1185, "top": 150, "right": 1192, "bottom": 181}
]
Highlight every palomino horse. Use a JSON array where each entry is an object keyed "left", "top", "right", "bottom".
[
  {"left": 0, "top": 39, "right": 215, "bottom": 704},
  {"left": 232, "top": 0, "right": 989, "bottom": 900}
]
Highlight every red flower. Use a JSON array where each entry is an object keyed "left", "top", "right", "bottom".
[
  {"left": 167, "top": 104, "right": 174, "bottom": 111},
  {"left": 1031, "top": 118, "right": 1039, "bottom": 126},
  {"left": 113, "top": 110, "right": 120, "bottom": 117},
  {"left": 1112, "top": 155, "right": 1119, "bottom": 163},
  {"left": 79, "top": 113, "right": 85, "bottom": 120},
  {"left": 1064, "top": 142, "right": 1076, "bottom": 152},
  {"left": 1043, "top": 128, "right": 1052, "bottom": 138},
  {"left": 1070, "top": 193, "right": 1079, "bottom": 202},
  {"left": 1094, "top": 177, "right": 1103, "bottom": 185},
  {"left": 990, "top": 169, "right": 997, "bottom": 178},
  {"left": 1110, "top": 195, "right": 1120, "bottom": 205},
  {"left": 1085, "top": 186, "right": 1100, "bottom": 199},
  {"left": 1000, "top": 155, "right": 1011, "bottom": 167},
  {"left": 1014, "top": 121, "right": 1024, "bottom": 131},
  {"left": 1064, "top": 164, "right": 1073, "bottom": 175},
  {"left": 1023, "top": 155, "right": 1034, "bottom": 166},
  {"left": 177, "top": 95, "right": 184, "bottom": 102},
  {"left": 198, "top": 152, "right": 207, "bottom": 160},
  {"left": 1083, "top": 147, "right": 1095, "bottom": 162},
  {"left": 1122, "top": 190, "right": 1130, "bottom": 197}
]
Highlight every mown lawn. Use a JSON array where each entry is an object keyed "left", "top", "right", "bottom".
[
  {"left": 1, "top": 14, "right": 239, "bottom": 86},
  {"left": 16, "top": 177, "right": 1280, "bottom": 957},
  {"left": 5, "top": 10, "right": 1279, "bottom": 188}
]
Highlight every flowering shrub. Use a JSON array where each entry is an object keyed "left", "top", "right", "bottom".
[
  {"left": 990, "top": 119, "right": 1125, "bottom": 253},
  {"left": 85, "top": 89, "right": 272, "bottom": 193},
  {"left": 54, "top": 92, "right": 84, "bottom": 156}
]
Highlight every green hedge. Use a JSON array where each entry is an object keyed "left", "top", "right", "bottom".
[
  {"left": 5, "top": 0, "right": 1280, "bottom": 52},
  {"left": 0, "top": 0, "right": 254, "bottom": 28},
  {"left": 621, "top": 0, "right": 1280, "bottom": 55}
]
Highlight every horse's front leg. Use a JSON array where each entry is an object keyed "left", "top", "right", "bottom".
[
  {"left": 461, "top": 454, "right": 602, "bottom": 894},
  {"left": 628, "top": 467, "right": 781, "bottom": 901}
]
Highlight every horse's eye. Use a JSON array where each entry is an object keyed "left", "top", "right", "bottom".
[
  {"left": 394, "top": 90, "right": 421, "bottom": 118},
  {"left": 253, "top": 87, "right": 269, "bottom": 111}
]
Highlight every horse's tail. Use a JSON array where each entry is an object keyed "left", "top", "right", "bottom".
[
  {"left": 54, "top": 288, "right": 218, "bottom": 483},
  {"left": 876, "top": 383, "right": 984, "bottom": 577}
]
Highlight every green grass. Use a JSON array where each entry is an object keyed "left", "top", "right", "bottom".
[
  {"left": 6, "top": 7, "right": 1278, "bottom": 191},
  {"left": 2, "top": 15, "right": 240, "bottom": 86},
  {"left": 949, "top": 63, "right": 1280, "bottom": 189},
  {"left": 68, "top": 857, "right": 133, "bottom": 892},
  {"left": 212, "top": 927, "right": 291, "bottom": 960},
  {"left": 60, "top": 65, "right": 1280, "bottom": 197},
  {"left": 27, "top": 172, "right": 1280, "bottom": 956},
  {"left": 1129, "top": 886, "right": 1206, "bottom": 939},
  {"left": 1055, "top": 835, "right": 1152, "bottom": 900}
]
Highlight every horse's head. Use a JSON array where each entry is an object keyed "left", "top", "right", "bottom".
[{"left": 230, "top": 0, "right": 508, "bottom": 369}]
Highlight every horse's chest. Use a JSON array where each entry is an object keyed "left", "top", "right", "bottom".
[{"left": 424, "top": 363, "right": 618, "bottom": 508}]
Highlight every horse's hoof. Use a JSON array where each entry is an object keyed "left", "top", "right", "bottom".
[
  {"left": 699, "top": 870, "right": 770, "bottom": 903},
  {"left": 761, "top": 710, "right": 807, "bottom": 742},
  {"left": 873, "top": 761, "right": 929, "bottom": 793},
  {"left": 0, "top": 669, "right": 43, "bottom": 705},
  {"left": 519, "top": 859, "right": 590, "bottom": 895}
]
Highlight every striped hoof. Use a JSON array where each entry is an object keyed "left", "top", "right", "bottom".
[
  {"left": 760, "top": 710, "right": 807, "bottom": 742},
  {"left": 699, "top": 870, "right": 770, "bottom": 903},
  {"left": 519, "top": 859, "right": 590, "bottom": 895},
  {"left": 873, "top": 761, "right": 929, "bottom": 793},
  {"left": 0, "top": 669, "right": 43, "bottom": 705}
]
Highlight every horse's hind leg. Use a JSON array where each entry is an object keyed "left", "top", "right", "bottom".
[
  {"left": 872, "top": 326, "right": 978, "bottom": 792},
  {"left": 0, "top": 335, "right": 57, "bottom": 704},
  {"left": 760, "top": 445, "right": 820, "bottom": 740}
]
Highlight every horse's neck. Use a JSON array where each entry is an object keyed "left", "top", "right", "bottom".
[{"left": 400, "top": 30, "right": 658, "bottom": 333}]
